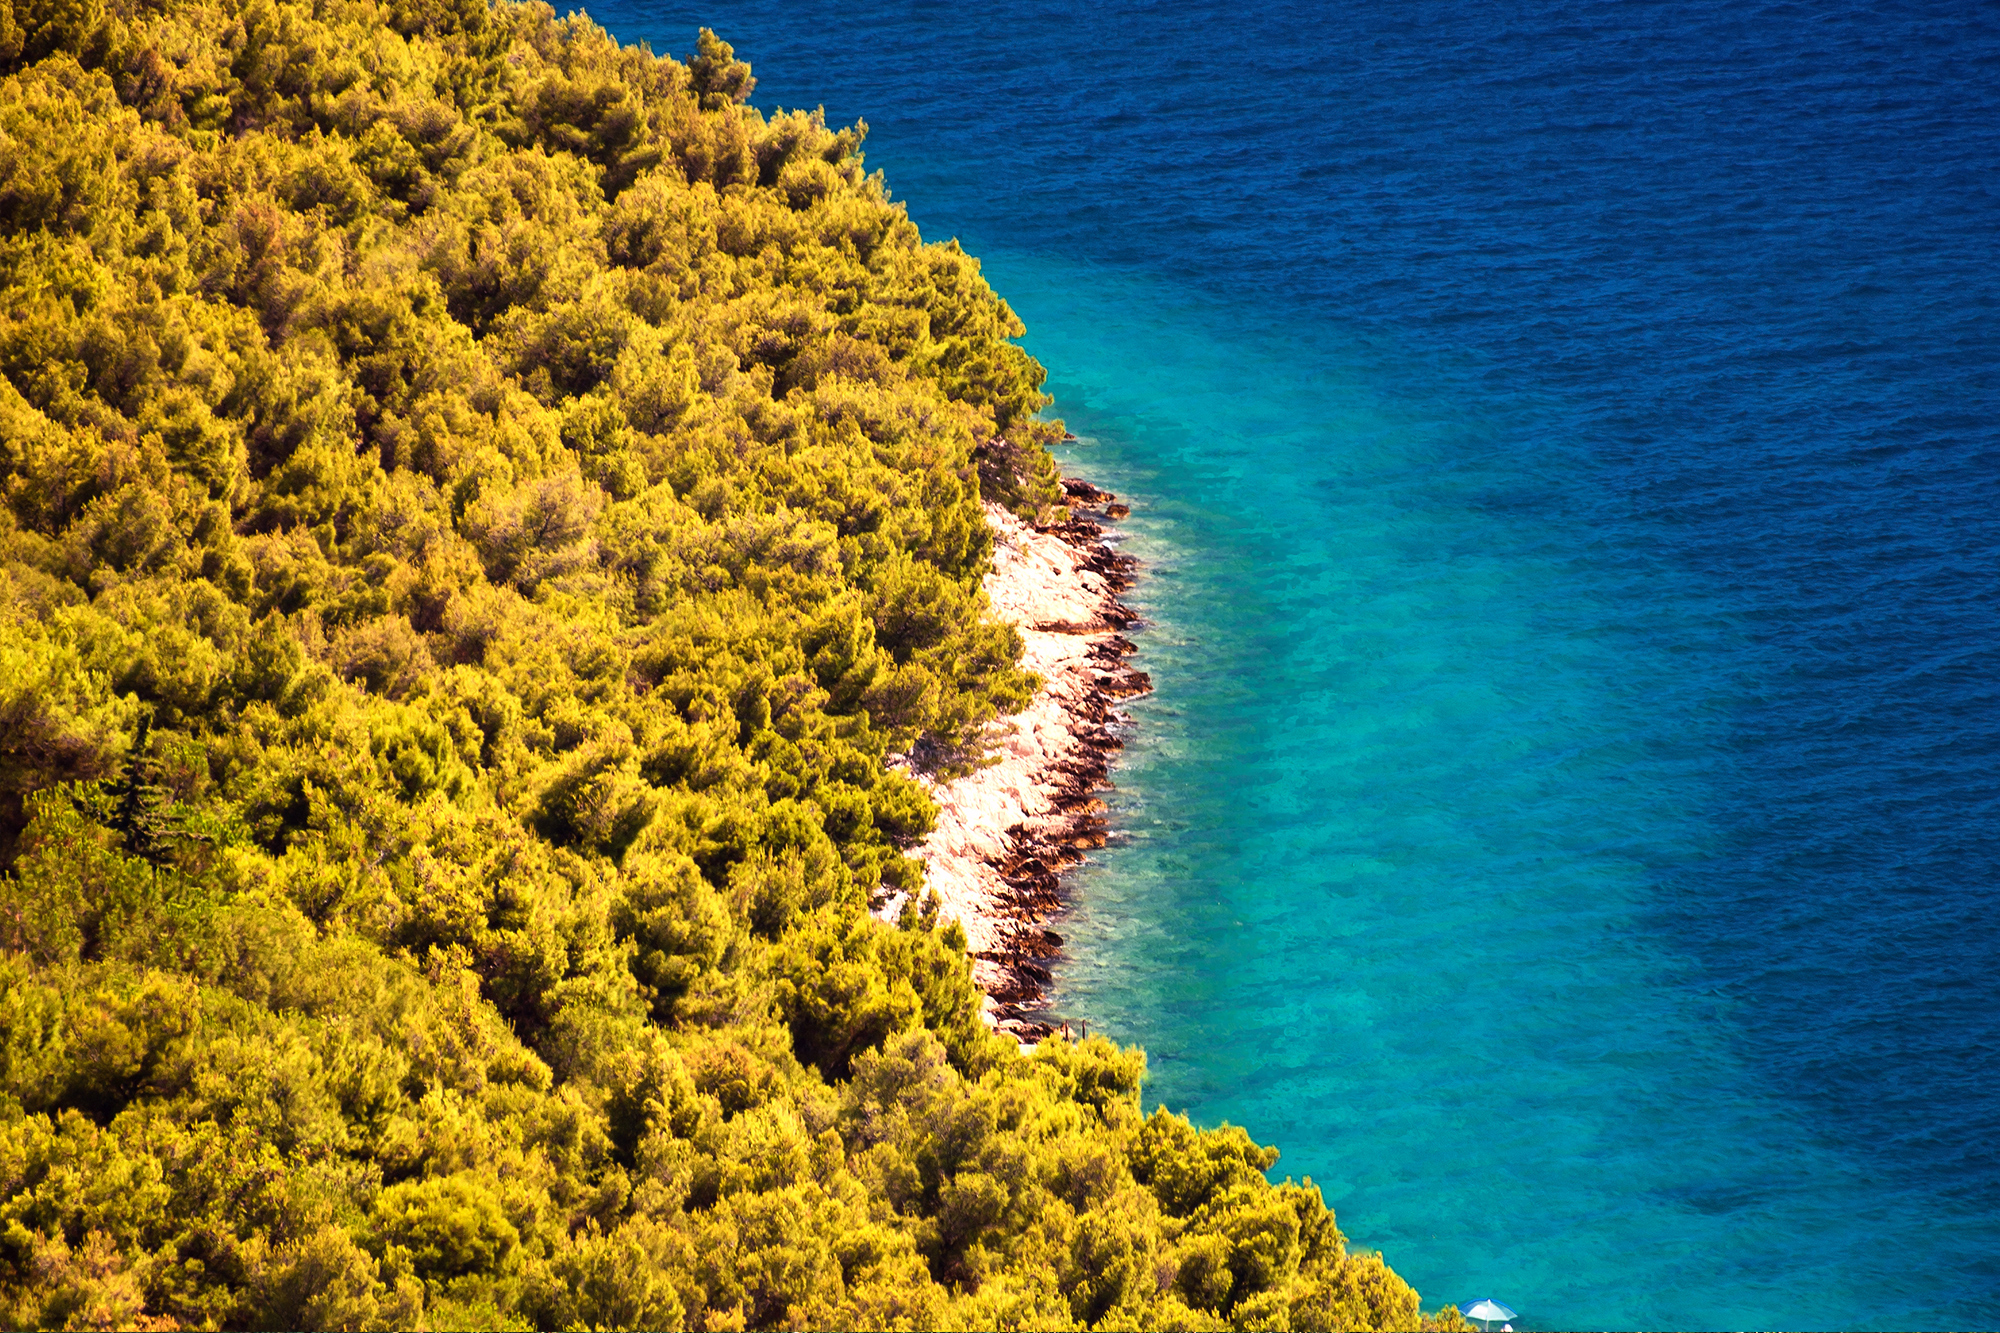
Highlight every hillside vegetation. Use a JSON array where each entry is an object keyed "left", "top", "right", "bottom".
[{"left": 0, "top": 0, "right": 1455, "bottom": 1327}]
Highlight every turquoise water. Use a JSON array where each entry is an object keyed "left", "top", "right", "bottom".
[
  {"left": 1003, "top": 265, "right": 1878, "bottom": 1328},
  {"left": 599, "top": 3, "right": 2000, "bottom": 1326}
]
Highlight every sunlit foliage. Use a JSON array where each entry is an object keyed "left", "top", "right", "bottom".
[{"left": 0, "top": 0, "right": 1458, "bottom": 1327}]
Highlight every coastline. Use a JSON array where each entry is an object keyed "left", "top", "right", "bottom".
[{"left": 904, "top": 478, "right": 1149, "bottom": 1042}]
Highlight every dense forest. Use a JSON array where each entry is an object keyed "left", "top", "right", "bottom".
[{"left": 0, "top": 0, "right": 1461, "bottom": 1326}]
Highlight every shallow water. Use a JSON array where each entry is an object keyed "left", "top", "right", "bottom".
[{"left": 595, "top": 3, "right": 2000, "bottom": 1326}]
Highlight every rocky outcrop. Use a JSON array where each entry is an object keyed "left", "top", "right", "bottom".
[{"left": 905, "top": 479, "right": 1147, "bottom": 1042}]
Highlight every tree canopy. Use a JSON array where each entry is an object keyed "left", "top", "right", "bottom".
[{"left": 0, "top": 0, "right": 1459, "bottom": 1327}]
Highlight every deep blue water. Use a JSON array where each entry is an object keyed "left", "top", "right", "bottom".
[{"left": 595, "top": 3, "right": 2000, "bottom": 1327}]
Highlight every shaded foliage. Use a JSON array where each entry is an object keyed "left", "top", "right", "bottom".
[{"left": 0, "top": 1, "right": 1458, "bottom": 1328}]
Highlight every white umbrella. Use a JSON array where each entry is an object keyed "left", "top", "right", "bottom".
[{"left": 1462, "top": 1298, "right": 1517, "bottom": 1331}]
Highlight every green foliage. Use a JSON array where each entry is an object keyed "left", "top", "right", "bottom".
[{"left": 0, "top": 2, "right": 1458, "bottom": 1327}]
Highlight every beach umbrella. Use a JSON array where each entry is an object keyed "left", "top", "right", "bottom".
[{"left": 1462, "top": 1298, "right": 1517, "bottom": 1330}]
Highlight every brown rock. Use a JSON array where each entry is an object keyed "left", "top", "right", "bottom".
[{"left": 891, "top": 493, "right": 1148, "bottom": 1042}]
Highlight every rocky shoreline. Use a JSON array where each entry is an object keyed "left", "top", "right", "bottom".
[{"left": 903, "top": 478, "right": 1148, "bottom": 1043}]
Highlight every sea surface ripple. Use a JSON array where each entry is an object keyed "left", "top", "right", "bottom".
[{"left": 595, "top": 2, "right": 2000, "bottom": 1326}]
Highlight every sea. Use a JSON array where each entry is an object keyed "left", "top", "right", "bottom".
[{"left": 591, "top": 3, "right": 2000, "bottom": 1327}]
